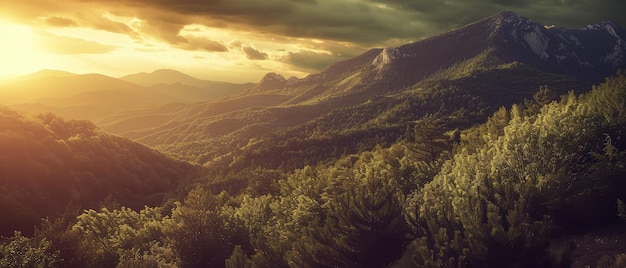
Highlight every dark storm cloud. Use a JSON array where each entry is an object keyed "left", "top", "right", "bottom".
[
  {"left": 243, "top": 47, "right": 268, "bottom": 60},
  {"left": 285, "top": 50, "right": 355, "bottom": 72},
  {"left": 4, "top": 0, "right": 625, "bottom": 45},
  {"left": 291, "top": 0, "right": 317, "bottom": 4},
  {"left": 2, "top": 0, "right": 624, "bottom": 72},
  {"left": 114, "top": 0, "right": 626, "bottom": 45},
  {"left": 112, "top": 0, "right": 425, "bottom": 45},
  {"left": 1, "top": 0, "right": 427, "bottom": 45},
  {"left": 366, "top": 0, "right": 626, "bottom": 30},
  {"left": 180, "top": 37, "right": 229, "bottom": 52}
]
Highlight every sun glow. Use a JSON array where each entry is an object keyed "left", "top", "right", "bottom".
[{"left": 0, "top": 22, "right": 41, "bottom": 77}]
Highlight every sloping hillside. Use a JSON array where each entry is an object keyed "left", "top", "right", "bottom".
[
  {"left": 100, "top": 12, "right": 625, "bottom": 170},
  {"left": 0, "top": 107, "right": 197, "bottom": 236}
]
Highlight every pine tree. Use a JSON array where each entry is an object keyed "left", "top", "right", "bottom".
[
  {"left": 523, "top": 85, "right": 558, "bottom": 116},
  {"left": 164, "top": 187, "right": 240, "bottom": 268},
  {"left": 412, "top": 114, "right": 449, "bottom": 161},
  {"left": 289, "top": 152, "right": 410, "bottom": 267},
  {"left": 225, "top": 245, "right": 253, "bottom": 268}
]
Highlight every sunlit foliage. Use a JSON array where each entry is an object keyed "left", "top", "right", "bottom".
[
  {"left": 0, "top": 231, "right": 60, "bottom": 268},
  {"left": 2, "top": 72, "right": 626, "bottom": 267}
]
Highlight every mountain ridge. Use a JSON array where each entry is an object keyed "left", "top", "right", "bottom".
[
  {"left": 7, "top": 69, "right": 77, "bottom": 82},
  {"left": 1, "top": 69, "right": 255, "bottom": 123},
  {"left": 100, "top": 11, "right": 626, "bottom": 169},
  {"left": 247, "top": 11, "right": 625, "bottom": 105},
  {"left": 120, "top": 69, "right": 222, "bottom": 88},
  {"left": 120, "top": 69, "right": 255, "bottom": 103}
]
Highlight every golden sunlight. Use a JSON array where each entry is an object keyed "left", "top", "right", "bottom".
[{"left": 0, "top": 22, "right": 39, "bottom": 76}]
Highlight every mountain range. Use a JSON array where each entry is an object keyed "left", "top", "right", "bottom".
[
  {"left": 0, "top": 69, "right": 253, "bottom": 123},
  {"left": 96, "top": 11, "right": 626, "bottom": 169}
]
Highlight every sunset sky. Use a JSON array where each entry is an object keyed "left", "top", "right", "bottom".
[{"left": 1, "top": 0, "right": 624, "bottom": 83}]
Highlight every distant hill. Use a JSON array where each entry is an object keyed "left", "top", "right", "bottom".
[
  {"left": 8, "top": 69, "right": 76, "bottom": 82},
  {"left": 0, "top": 73, "right": 149, "bottom": 105},
  {"left": 120, "top": 69, "right": 253, "bottom": 103},
  {"left": 0, "top": 70, "right": 253, "bottom": 123},
  {"left": 0, "top": 107, "right": 197, "bottom": 236},
  {"left": 120, "top": 69, "right": 220, "bottom": 88},
  {"left": 0, "top": 73, "right": 175, "bottom": 122},
  {"left": 101, "top": 12, "right": 626, "bottom": 170}
]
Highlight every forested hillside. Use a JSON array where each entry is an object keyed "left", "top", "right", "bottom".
[
  {"left": 101, "top": 11, "right": 624, "bottom": 173},
  {"left": 201, "top": 62, "right": 585, "bottom": 173},
  {"left": 3, "top": 72, "right": 624, "bottom": 267},
  {"left": 0, "top": 108, "right": 197, "bottom": 236},
  {"left": 225, "top": 72, "right": 626, "bottom": 268}
]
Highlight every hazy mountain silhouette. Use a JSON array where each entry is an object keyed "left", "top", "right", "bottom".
[
  {"left": 120, "top": 69, "right": 254, "bottom": 103},
  {"left": 8, "top": 69, "right": 76, "bottom": 82},
  {"left": 121, "top": 69, "right": 220, "bottom": 88},
  {"left": 1, "top": 70, "right": 253, "bottom": 122}
]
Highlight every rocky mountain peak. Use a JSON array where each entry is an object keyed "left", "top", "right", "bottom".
[
  {"left": 260, "top": 72, "right": 286, "bottom": 83},
  {"left": 246, "top": 12, "right": 625, "bottom": 99},
  {"left": 582, "top": 21, "right": 624, "bottom": 39},
  {"left": 492, "top": 11, "right": 524, "bottom": 25},
  {"left": 372, "top": 47, "right": 401, "bottom": 71},
  {"left": 252, "top": 72, "right": 288, "bottom": 91},
  {"left": 482, "top": 12, "right": 626, "bottom": 79}
]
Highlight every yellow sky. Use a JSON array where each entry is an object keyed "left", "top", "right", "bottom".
[
  {"left": 0, "top": 0, "right": 430, "bottom": 83},
  {"left": 0, "top": 0, "right": 622, "bottom": 83},
  {"left": 1, "top": 0, "right": 399, "bottom": 83},
  {"left": 0, "top": 19, "right": 318, "bottom": 83}
]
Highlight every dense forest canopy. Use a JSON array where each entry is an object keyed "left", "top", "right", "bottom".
[{"left": 2, "top": 71, "right": 625, "bottom": 267}]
